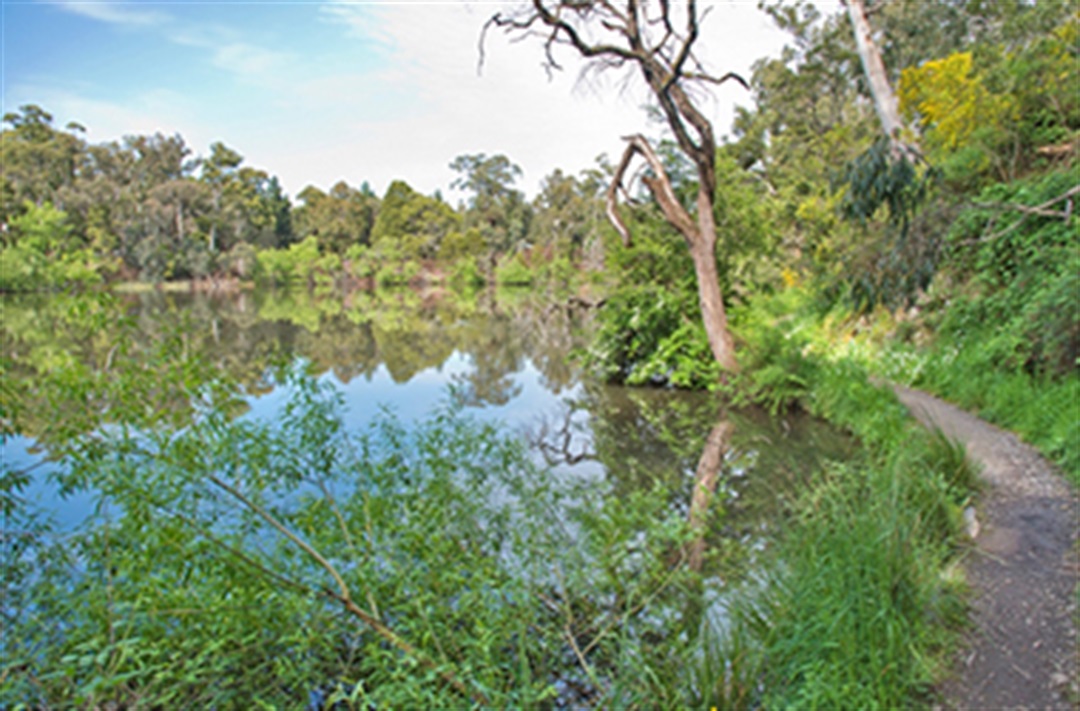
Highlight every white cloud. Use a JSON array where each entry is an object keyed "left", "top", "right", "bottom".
[
  {"left": 211, "top": 42, "right": 289, "bottom": 78},
  {"left": 168, "top": 26, "right": 294, "bottom": 82},
  {"left": 310, "top": 1, "right": 788, "bottom": 199},
  {"left": 50, "top": 0, "right": 169, "bottom": 27},
  {"left": 7, "top": 84, "right": 217, "bottom": 154},
  {"left": 14, "top": 1, "right": 801, "bottom": 202},
  {"left": 314, "top": 3, "right": 646, "bottom": 197}
]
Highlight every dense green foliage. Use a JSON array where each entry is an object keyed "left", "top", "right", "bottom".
[
  {"left": 5, "top": 373, "right": 702, "bottom": 706},
  {"left": 4, "top": 289, "right": 853, "bottom": 708},
  {"left": 588, "top": 0, "right": 1076, "bottom": 478},
  {"left": 674, "top": 291, "right": 978, "bottom": 708},
  {"left": 940, "top": 170, "right": 1078, "bottom": 378},
  {"left": 1, "top": 108, "right": 605, "bottom": 293}
]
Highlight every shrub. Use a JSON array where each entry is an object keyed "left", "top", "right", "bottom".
[
  {"left": 588, "top": 285, "right": 722, "bottom": 388},
  {"left": 494, "top": 254, "right": 534, "bottom": 286}
]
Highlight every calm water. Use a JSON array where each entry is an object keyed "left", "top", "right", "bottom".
[{"left": 3, "top": 287, "right": 851, "bottom": 543}]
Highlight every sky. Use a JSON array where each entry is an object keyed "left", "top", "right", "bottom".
[{"left": 1, "top": 1, "right": 832, "bottom": 202}]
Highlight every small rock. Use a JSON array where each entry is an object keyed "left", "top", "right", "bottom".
[{"left": 964, "top": 506, "right": 980, "bottom": 539}]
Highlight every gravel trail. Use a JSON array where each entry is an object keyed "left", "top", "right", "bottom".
[{"left": 893, "top": 386, "right": 1078, "bottom": 710}]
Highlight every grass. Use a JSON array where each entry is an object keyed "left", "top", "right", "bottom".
[
  {"left": 689, "top": 303, "right": 978, "bottom": 709},
  {"left": 811, "top": 305, "right": 1079, "bottom": 486}
]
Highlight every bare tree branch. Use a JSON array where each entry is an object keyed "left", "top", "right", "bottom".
[
  {"left": 956, "top": 184, "right": 1080, "bottom": 246},
  {"left": 684, "top": 71, "right": 750, "bottom": 90},
  {"left": 666, "top": 0, "right": 699, "bottom": 87},
  {"left": 606, "top": 139, "right": 639, "bottom": 246},
  {"left": 971, "top": 184, "right": 1080, "bottom": 220},
  {"left": 625, "top": 134, "right": 697, "bottom": 239},
  {"left": 530, "top": 407, "right": 596, "bottom": 466},
  {"left": 484, "top": 0, "right": 741, "bottom": 373}
]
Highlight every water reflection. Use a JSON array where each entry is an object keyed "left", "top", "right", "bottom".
[{"left": 3, "top": 287, "right": 852, "bottom": 570}]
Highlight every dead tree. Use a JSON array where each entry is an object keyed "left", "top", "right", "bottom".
[{"left": 485, "top": 0, "right": 747, "bottom": 374}]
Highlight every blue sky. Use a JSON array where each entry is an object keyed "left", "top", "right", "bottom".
[{"left": 2, "top": 1, "right": 825, "bottom": 201}]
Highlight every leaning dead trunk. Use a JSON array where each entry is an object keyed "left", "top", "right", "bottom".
[
  {"left": 608, "top": 135, "right": 740, "bottom": 375},
  {"left": 487, "top": 1, "right": 747, "bottom": 377},
  {"left": 692, "top": 189, "right": 739, "bottom": 373}
]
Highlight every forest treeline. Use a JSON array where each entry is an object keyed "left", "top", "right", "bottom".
[
  {"left": 3, "top": 0, "right": 1076, "bottom": 290},
  {"left": 0, "top": 104, "right": 609, "bottom": 291},
  {"left": 3, "top": 0, "right": 1076, "bottom": 410}
]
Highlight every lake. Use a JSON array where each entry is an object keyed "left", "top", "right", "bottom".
[{"left": 4, "top": 286, "right": 851, "bottom": 544}]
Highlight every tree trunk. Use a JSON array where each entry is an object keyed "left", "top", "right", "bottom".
[
  {"left": 609, "top": 136, "right": 740, "bottom": 375},
  {"left": 692, "top": 188, "right": 739, "bottom": 373},
  {"left": 845, "top": 0, "right": 906, "bottom": 149},
  {"left": 176, "top": 200, "right": 184, "bottom": 244},
  {"left": 489, "top": 3, "right": 749, "bottom": 377}
]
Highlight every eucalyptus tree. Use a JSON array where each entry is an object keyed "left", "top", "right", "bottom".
[
  {"left": 200, "top": 141, "right": 243, "bottom": 254},
  {"left": 293, "top": 181, "right": 377, "bottom": 253},
  {"left": 843, "top": 0, "right": 911, "bottom": 157},
  {"left": 370, "top": 180, "right": 460, "bottom": 261},
  {"left": 1, "top": 105, "right": 86, "bottom": 217},
  {"left": 486, "top": 2, "right": 749, "bottom": 373},
  {"left": 449, "top": 153, "right": 530, "bottom": 260},
  {"left": 528, "top": 168, "right": 605, "bottom": 263}
]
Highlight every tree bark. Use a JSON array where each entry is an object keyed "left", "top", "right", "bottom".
[
  {"left": 845, "top": 0, "right": 906, "bottom": 151},
  {"left": 693, "top": 188, "right": 739, "bottom": 373},
  {"left": 610, "top": 135, "right": 740, "bottom": 374}
]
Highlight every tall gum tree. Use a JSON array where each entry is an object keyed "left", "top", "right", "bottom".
[
  {"left": 485, "top": 0, "right": 747, "bottom": 373},
  {"left": 843, "top": 0, "right": 920, "bottom": 160}
]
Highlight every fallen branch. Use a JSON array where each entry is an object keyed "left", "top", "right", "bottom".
[
  {"left": 208, "top": 474, "right": 491, "bottom": 706},
  {"left": 960, "top": 184, "right": 1079, "bottom": 246},
  {"left": 971, "top": 184, "right": 1079, "bottom": 220}
]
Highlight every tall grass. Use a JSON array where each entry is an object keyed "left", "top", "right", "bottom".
[
  {"left": 912, "top": 348, "right": 1079, "bottom": 484},
  {"left": 815, "top": 307, "right": 1079, "bottom": 484},
  {"left": 698, "top": 303, "right": 977, "bottom": 709}
]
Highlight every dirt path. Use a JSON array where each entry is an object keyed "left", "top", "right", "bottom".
[{"left": 893, "top": 386, "right": 1079, "bottom": 710}]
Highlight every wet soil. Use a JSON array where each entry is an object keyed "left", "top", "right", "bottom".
[{"left": 894, "top": 386, "right": 1079, "bottom": 710}]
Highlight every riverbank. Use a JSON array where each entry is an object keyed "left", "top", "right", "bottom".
[
  {"left": 725, "top": 289, "right": 1078, "bottom": 708},
  {"left": 725, "top": 352, "right": 975, "bottom": 708}
]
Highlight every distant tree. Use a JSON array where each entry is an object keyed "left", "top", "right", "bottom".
[
  {"left": 293, "top": 181, "right": 378, "bottom": 253},
  {"left": 527, "top": 168, "right": 604, "bottom": 262},
  {"left": 1, "top": 105, "right": 85, "bottom": 219},
  {"left": 487, "top": 2, "right": 749, "bottom": 373},
  {"left": 200, "top": 142, "right": 243, "bottom": 253},
  {"left": 449, "top": 153, "right": 530, "bottom": 260},
  {"left": 370, "top": 180, "right": 459, "bottom": 260}
]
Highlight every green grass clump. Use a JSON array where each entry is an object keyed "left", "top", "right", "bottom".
[
  {"left": 703, "top": 302, "right": 976, "bottom": 709},
  {"left": 912, "top": 348, "right": 1079, "bottom": 485},
  {"left": 688, "top": 435, "right": 972, "bottom": 710},
  {"left": 756, "top": 372, "right": 973, "bottom": 708},
  {"left": 762, "top": 470, "right": 941, "bottom": 707}
]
